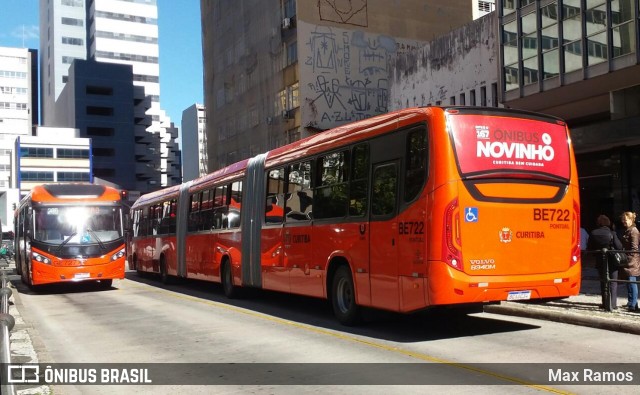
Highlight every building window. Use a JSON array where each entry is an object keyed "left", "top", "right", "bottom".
[
  {"left": 450, "top": 96, "right": 456, "bottom": 105},
  {"left": 20, "top": 147, "right": 54, "bottom": 158},
  {"left": 86, "top": 106, "right": 114, "bottom": 116},
  {"left": 562, "top": 0, "right": 583, "bottom": 73},
  {"left": 57, "top": 172, "right": 90, "bottom": 182},
  {"left": 459, "top": 93, "right": 466, "bottom": 105},
  {"left": 61, "top": 17, "right": 83, "bottom": 26},
  {"left": 86, "top": 86, "right": 113, "bottom": 96},
  {"left": 21, "top": 171, "right": 54, "bottom": 181},
  {"left": 286, "top": 41, "right": 297, "bottom": 66},
  {"left": 93, "top": 168, "right": 115, "bottom": 177},
  {"left": 86, "top": 127, "right": 114, "bottom": 136},
  {"left": 57, "top": 148, "right": 89, "bottom": 159},
  {"left": 287, "top": 82, "right": 299, "bottom": 109},
  {"left": 284, "top": 0, "right": 296, "bottom": 18},
  {"left": 62, "top": 36, "right": 83, "bottom": 46},
  {"left": 470, "top": 89, "right": 476, "bottom": 106},
  {"left": 92, "top": 148, "right": 114, "bottom": 157},
  {"left": 491, "top": 83, "right": 498, "bottom": 107}
]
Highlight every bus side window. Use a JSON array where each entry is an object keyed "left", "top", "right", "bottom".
[
  {"left": 213, "top": 185, "right": 228, "bottom": 229},
  {"left": 350, "top": 144, "right": 369, "bottom": 216},
  {"left": 286, "top": 161, "right": 313, "bottom": 222},
  {"left": 371, "top": 163, "right": 398, "bottom": 217},
  {"left": 188, "top": 192, "right": 201, "bottom": 232},
  {"left": 229, "top": 181, "right": 242, "bottom": 229},
  {"left": 199, "top": 190, "right": 212, "bottom": 231},
  {"left": 140, "top": 207, "right": 149, "bottom": 237},
  {"left": 266, "top": 168, "right": 285, "bottom": 224},
  {"left": 404, "top": 127, "right": 428, "bottom": 202},
  {"left": 314, "top": 151, "right": 349, "bottom": 219}
]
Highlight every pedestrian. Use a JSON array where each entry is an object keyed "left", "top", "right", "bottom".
[
  {"left": 580, "top": 226, "right": 589, "bottom": 251},
  {"left": 580, "top": 225, "right": 590, "bottom": 266},
  {"left": 588, "top": 214, "right": 621, "bottom": 309},
  {"left": 620, "top": 211, "right": 639, "bottom": 312}
]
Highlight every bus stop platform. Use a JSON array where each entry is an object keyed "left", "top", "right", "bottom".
[{"left": 484, "top": 265, "right": 640, "bottom": 335}]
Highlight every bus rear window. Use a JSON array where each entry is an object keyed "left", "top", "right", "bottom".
[{"left": 448, "top": 114, "right": 571, "bottom": 181}]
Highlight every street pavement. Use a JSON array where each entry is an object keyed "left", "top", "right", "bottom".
[{"left": 1, "top": 258, "right": 639, "bottom": 383}]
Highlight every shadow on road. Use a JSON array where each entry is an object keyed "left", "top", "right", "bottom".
[{"left": 124, "top": 270, "right": 540, "bottom": 343}]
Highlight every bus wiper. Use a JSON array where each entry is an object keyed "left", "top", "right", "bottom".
[
  {"left": 85, "top": 229, "right": 107, "bottom": 251},
  {"left": 55, "top": 232, "right": 77, "bottom": 253}
]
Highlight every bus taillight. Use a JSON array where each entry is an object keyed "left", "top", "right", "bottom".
[
  {"left": 571, "top": 200, "right": 580, "bottom": 267},
  {"left": 443, "top": 198, "right": 463, "bottom": 271}
]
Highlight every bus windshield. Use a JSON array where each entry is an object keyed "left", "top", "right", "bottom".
[
  {"left": 33, "top": 206, "right": 123, "bottom": 245},
  {"left": 448, "top": 113, "right": 571, "bottom": 181}
]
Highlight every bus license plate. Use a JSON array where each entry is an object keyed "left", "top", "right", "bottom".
[
  {"left": 74, "top": 273, "right": 90, "bottom": 279},
  {"left": 507, "top": 290, "right": 531, "bottom": 301}
]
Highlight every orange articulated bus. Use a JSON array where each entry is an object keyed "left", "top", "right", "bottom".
[
  {"left": 129, "top": 106, "right": 581, "bottom": 324},
  {"left": 14, "top": 184, "right": 126, "bottom": 288}
]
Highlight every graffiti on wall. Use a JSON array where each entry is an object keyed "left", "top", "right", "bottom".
[
  {"left": 301, "top": 22, "right": 415, "bottom": 130},
  {"left": 318, "top": 0, "right": 368, "bottom": 27}
]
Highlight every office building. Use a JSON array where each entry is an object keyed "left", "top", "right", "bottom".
[
  {"left": 497, "top": 0, "right": 640, "bottom": 227},
  {"left": 181, "top": 103, "right": 207, "bottom": 181},
  {"left": 39, "top": 0, "right": 181, "bottom": 193},
  {"left": 0, "top": 46, "right": 38, "bottom": 230},
  {"left": 14, "top": 127, "right": 91, "bottom": 197}
]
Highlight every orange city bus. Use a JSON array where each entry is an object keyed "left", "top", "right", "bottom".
[
  {"left": 14, "top": 184, "right": 126, "bottom": 288},
  {"left": 129, "top": 106, "right": 581, "bottom": 324}
]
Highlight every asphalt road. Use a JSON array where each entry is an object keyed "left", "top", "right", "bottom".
[{"left": 9, "top": 272, "right": 640, "bottom": 394}]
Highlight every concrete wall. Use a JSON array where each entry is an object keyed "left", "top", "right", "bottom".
[
  {"left": 298, "top": 20, "right": 424, "bottom": 130},
  {"left": 388, "top": 12, "right": 498, "bottom": 110}
]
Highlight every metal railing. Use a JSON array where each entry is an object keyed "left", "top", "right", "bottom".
[
  {"left": 0, "top": 269, "right": 16, "bottom": 394},
  {"left": 594, "top": 248, "right": 640, "bottom": 312}
]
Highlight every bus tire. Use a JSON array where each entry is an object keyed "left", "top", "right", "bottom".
[
  {"left": 160, "top": 256, "right": 170, "bottom": 284},
  {"left": 331, "top": 265, "right": 361, "bottom": 326},
  {"left": 221, "top": 260, "right": 239, "bottom": 299}
]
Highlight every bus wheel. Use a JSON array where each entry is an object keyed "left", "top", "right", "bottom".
[
  {"left": 160, "top": 257, "right": 170, "bottom": 284},
  {"left": 331, "top": 265, "right": 361, "bottom": 326},
  {"left": 222, "top": 260, "right": 239, "bottom": 299}
]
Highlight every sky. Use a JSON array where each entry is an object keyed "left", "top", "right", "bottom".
[{"left": 0, "top": 0, "right": 204, "bottom": 132}]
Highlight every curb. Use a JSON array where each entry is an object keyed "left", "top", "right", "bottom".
[{"left": 484, "top": 303, "right": 640, "bottom": 335}]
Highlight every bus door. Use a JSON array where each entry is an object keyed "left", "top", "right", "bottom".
[{"left": 369, "top": 161, "right": 400, "bottom": 311}]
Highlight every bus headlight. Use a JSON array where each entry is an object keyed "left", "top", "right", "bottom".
[
  {"left": 111, "top": 248, "right": 125, "bottom": 261},
  {"left": 32, "top": 252, "right": 52, "bottom": 265}
]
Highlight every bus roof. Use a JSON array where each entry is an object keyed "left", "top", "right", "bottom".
[
  {"left": 24, "top": 184, "right": 122, "bottom": 205},
  {"left": 133, "top": 106, "right": 568, "bottom": 207}
]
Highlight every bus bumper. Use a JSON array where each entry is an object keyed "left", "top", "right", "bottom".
[
  {"left": 31, "top": 258, "right": 126, "bottom": 286},
  {"left": 426, "top": 261, "right": 581, "bottom": 305}
]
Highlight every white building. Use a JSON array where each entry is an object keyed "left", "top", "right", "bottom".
[
  {"left": 14, "top": 127, "right": 91, "bottom": 197},
  {"left": 473, "top": 0, "right": 496, "bottom": 19},
  {"left": 39, "top": 0, "right": 181, "bottom": 190},
  {"left": 181, "top": 103, "right": 207, "bottom": 182},
  {"left": 0, "top": 46, "right": 37, "bottom": 231}
]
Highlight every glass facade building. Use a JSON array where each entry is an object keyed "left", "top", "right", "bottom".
[{"left": 499, "top": 0, "right": 640, "bottom": 230}]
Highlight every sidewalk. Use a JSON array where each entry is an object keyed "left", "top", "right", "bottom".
[{"left": 485, "top": 265, "right": 640, "bottom": 335}]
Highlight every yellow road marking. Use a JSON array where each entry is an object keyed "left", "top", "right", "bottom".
[{"left": 122, "top": 279, "right": 573, "bottom": 394}]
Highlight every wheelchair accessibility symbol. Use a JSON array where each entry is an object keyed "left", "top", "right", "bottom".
[{"left": 465, "top": 207, "right": 478, "bottom": 223}]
